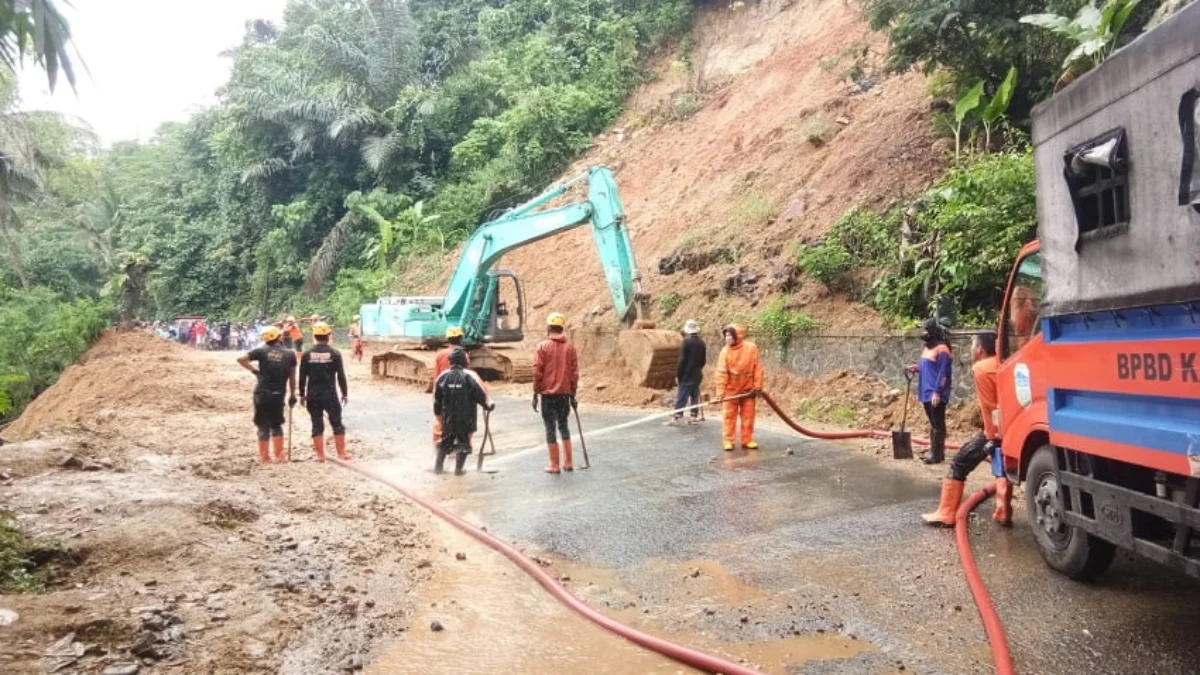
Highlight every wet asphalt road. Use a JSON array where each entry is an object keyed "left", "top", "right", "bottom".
[{"left": 344, "top": 382, "right": 1200, "bottom": 675}]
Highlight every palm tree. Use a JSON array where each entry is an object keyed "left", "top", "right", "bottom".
[
  {"left": 235, "top": 0, "right": 420, "bottom": 182},
  {"left": 0, "top": 0, "right": 80, "bottom": 92}
]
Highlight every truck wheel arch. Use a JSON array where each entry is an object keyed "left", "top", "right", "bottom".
[{"left": 1017, "top": 429, "right": 1051, "bottom": 483}]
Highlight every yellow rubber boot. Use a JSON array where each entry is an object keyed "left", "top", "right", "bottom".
[{"left": 921, "top": 478, "right": 965, "bottom": 527}]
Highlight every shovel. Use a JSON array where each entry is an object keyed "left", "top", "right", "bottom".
[
  {"left": 572, "top": 405, "right": 591, "bottom": 469},
  {"left": 286, "top": 402, "right": 294, "bottom": 462},
  {"left": 892, "top": 371, "right": 914, "bottom": 460},
  {"left": 476, "top": 409, "right": 499, "bottom": 473}
]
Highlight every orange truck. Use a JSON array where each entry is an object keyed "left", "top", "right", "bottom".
[{"left": 994, "top": 4, "right": 1200, "bottom": 580}]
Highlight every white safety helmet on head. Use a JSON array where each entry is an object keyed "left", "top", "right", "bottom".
[{"left": 683, "top": 320, "right": 700, "bottom": 335}]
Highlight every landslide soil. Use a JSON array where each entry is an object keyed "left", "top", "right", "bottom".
[
  {"left": 0, "top": 331, "right": 441, "bottom": 675},
  {"left": 394, "top": 0, "right": 956, "bottom": 427}
]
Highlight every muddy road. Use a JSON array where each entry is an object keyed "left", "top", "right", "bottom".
[
  {"left": 348, "top": 372, "right": 1200, "bottom": 675},
  {"left": 4, "top": 335, "right": 1199, "bottom": 674}
]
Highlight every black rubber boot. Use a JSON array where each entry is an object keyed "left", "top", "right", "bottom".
[
  {"left": 923, "top": 431, "right": 946, "bottom": 465},
  {"left": 454, "top": 451, "right": 469, "bottom": 476},
  {"left": 434, "top": 448, "right": 449, "bottom": 474}
]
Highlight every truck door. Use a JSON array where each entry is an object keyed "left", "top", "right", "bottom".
[{"left": 997, "top": 247, "right": 1050, "bottom": 475}]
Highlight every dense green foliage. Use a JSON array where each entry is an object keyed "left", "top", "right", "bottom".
[
  {"left": 0, "top": 285, "right": 109, "bottom": 415},
  {"left": 862, "top": 0, "right": 1161, "bottom": 121},
  {"left": 799, "top": 151, "right": 1037, "bottom": 326},
  {"left": 0, "top": 0, "right": 691, "bottom": 416},
  {"left": 1, "top": 0, "right": 692, "bottom": 327}
]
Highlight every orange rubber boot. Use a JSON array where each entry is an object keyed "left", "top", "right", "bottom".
[
  {"left": 544, "top": 443, "right": 561, "bottom": 474},
  {"left": 740, "top": 397, "right": 757, "bottom": 449},
  {"left": 333, "top": 434, "right": 349, "bottom": 460},
  {"left": 257, "top": 440, "right": 271, "bottom": 464},
  {"left": 562, "top": 440, "right": 574, "bottom": 472},
  {"left": 272, "top": 436, "right": 286, "bottom": 463},
  {"left": 993, "top": 478, "right": 1013, "bottom": 526},
  {"left": 313, "top": 436, "right": 326, "bottom": 463},
  {"left": 921, "top": 478, "right": 965, "bottom": 527}
]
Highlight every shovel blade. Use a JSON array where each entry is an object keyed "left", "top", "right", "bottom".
[{"left": 892, "top": 431, "right": 913, "bottom": 460}]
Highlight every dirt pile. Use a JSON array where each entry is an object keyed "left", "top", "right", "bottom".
[
  {"left": 0, "top": 335, "right": 437, "bottom": 674},
  {"left": 8, "top": 330, "right": 243, "bottom": 444}
]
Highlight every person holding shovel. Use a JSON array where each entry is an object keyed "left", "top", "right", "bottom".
[
  {"left": 907, "top": 318, "right": 953, "bottom": 464},
  {"left": 532, "top": 312, "right": 579, "bottom": 474},
  {"left": 921, "top": 330, "right": 1011, "bottom": 526},
  {"left": 434, "top": 347, "right": 494, "bottom": 476},
  {"left": 237, "top": 326, "right": 297, "bottom": 464}
]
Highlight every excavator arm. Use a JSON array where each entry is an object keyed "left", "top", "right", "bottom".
[{"left": 442, "top": 166, "right": 644, "bottom": 342}]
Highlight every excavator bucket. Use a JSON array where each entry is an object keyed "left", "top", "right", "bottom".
[
  {"left": 371, "top": 345, "right": 534, "bottom": 386},
  {"left": 617, "top": 329, "right": 683, "bottom": 389}
]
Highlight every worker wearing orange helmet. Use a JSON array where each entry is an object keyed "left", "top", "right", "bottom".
[
  {"left": 430, "top": 326, "right": 471, "bottom": 451},
  {"left": 299, "top": 322, "right": 350, "bottom": 462},
  {"left": 715, "top": 324, "right": 764, "bottom": 451},
  {"left": 532, "top": 312, "right": 579, "bottom": 474},
  {"left": 237, "top": 326, "right": 298, "bottom": 464}
]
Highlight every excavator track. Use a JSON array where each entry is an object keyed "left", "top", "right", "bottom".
[
  {"left": 371, "top": 348, "right": 438, "bottom": 388},
  {"left": 370, "top": 345, "right": 534, "bottom": 385}
]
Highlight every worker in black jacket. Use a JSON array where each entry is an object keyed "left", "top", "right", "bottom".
[
  {"left": 668, "top": 320, "right": 707, "bottom": 426},
  {"left": 433, "top": 348, "right": 494, "bottom": 475},
  {"left": 299, "top": 322, "right": 349, "bottom": 462}
]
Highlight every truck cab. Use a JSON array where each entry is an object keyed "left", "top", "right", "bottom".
[{"left": 995, "top": 3, "right": 1200, "bottom": 580}]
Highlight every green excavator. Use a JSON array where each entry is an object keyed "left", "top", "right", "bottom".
[{"left": 362, "top": 166, "right": 681, "bottom": 388}]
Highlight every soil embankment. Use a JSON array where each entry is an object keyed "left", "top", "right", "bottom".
[{"left": 0, "top": 332, "right": 438, "bottom": 674}]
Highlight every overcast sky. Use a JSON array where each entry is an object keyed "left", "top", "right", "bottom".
[{"left": 19, "top": 0, "right": 290, "bottom": 145}]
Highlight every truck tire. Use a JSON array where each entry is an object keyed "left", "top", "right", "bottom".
[{"left": 1026, "top": 444, "right": 1116, "bottom": 581}]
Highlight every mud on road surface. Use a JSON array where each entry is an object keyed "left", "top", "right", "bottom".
[{"left": 0, "top": 332, "right": 442, "bottom": 674}]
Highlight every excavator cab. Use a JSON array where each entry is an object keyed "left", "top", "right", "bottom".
[{"left": 483, "top": 270, "right": 525, "bottom": 343}]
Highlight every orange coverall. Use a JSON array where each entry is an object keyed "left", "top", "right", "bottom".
[{"left": 715, "top": 324, "right": 764, "bottom": 447}]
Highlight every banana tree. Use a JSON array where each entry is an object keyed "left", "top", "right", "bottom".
[
  {"left": 952, "top": 81, "right": 984, "bottom": 160},
  {"left": 980, "top": 66, "right": 1018, "bottom": 150},
  {"left": 1021, "top": 0, "right": 1142, "bottom": 85}
]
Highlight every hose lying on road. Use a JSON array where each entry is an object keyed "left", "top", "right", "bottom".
[
  {"left": 758, "top": 391, "right": 962, "bottom": 451},
  {"left": 330, "top": 457, "right": 768, "bottom": 675},
  {"left": 955, "top": 484, "right": 1016, "bottom": 675}
]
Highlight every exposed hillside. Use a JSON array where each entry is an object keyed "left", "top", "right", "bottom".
[{"left": 404, "top": 0, "right": 946, "bottom": 335}]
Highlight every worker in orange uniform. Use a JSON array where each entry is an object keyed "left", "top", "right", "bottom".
[
  {"left": 532, "top": 312, "right": 579, "bottom": 474},
  {"left": 922, "top": 330, "right": 1012, "bottom": 526},
  {"left": 349, "top": 314, "right": 364, "bottom": 362},
  {"left": 287, "top": 316, "right": 306, "bottom": 354},
  {"left": 430, "top": 326, "right": 470, "bottom": 451},
  {"left": 715, "top": 324, "right": 764, "bottom": 452}
]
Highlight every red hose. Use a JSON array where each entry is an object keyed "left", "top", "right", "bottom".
[
  {"left": 330, "top": 457, "right": 766, "bottom": 675},
  {"left": 758, "top": 391, "right": 961, "bottom": 450},
  {"left": 955, "top": 485, "right": 1016, "bottom": 675}
]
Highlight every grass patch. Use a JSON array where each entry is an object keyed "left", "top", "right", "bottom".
[
  {"left": 658, "top": 293, "right": 683, "bottom": 317},
  {"left": 755, "top": 299, "right": 819, "bottom": 350},
  {"left": 1, "top": 510, "right": 54, "bottom": 592},
  {"left": 731, "top": 192, "right": 777, "bottom": 229}
]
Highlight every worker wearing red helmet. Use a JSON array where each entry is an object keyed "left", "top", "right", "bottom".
[{"left": 715, "top": 323, "right": 764, "bottom": 452}]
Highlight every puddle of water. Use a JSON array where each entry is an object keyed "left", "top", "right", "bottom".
[{"left": 367, "top": 520, "right": 694, "bottom": 675}]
